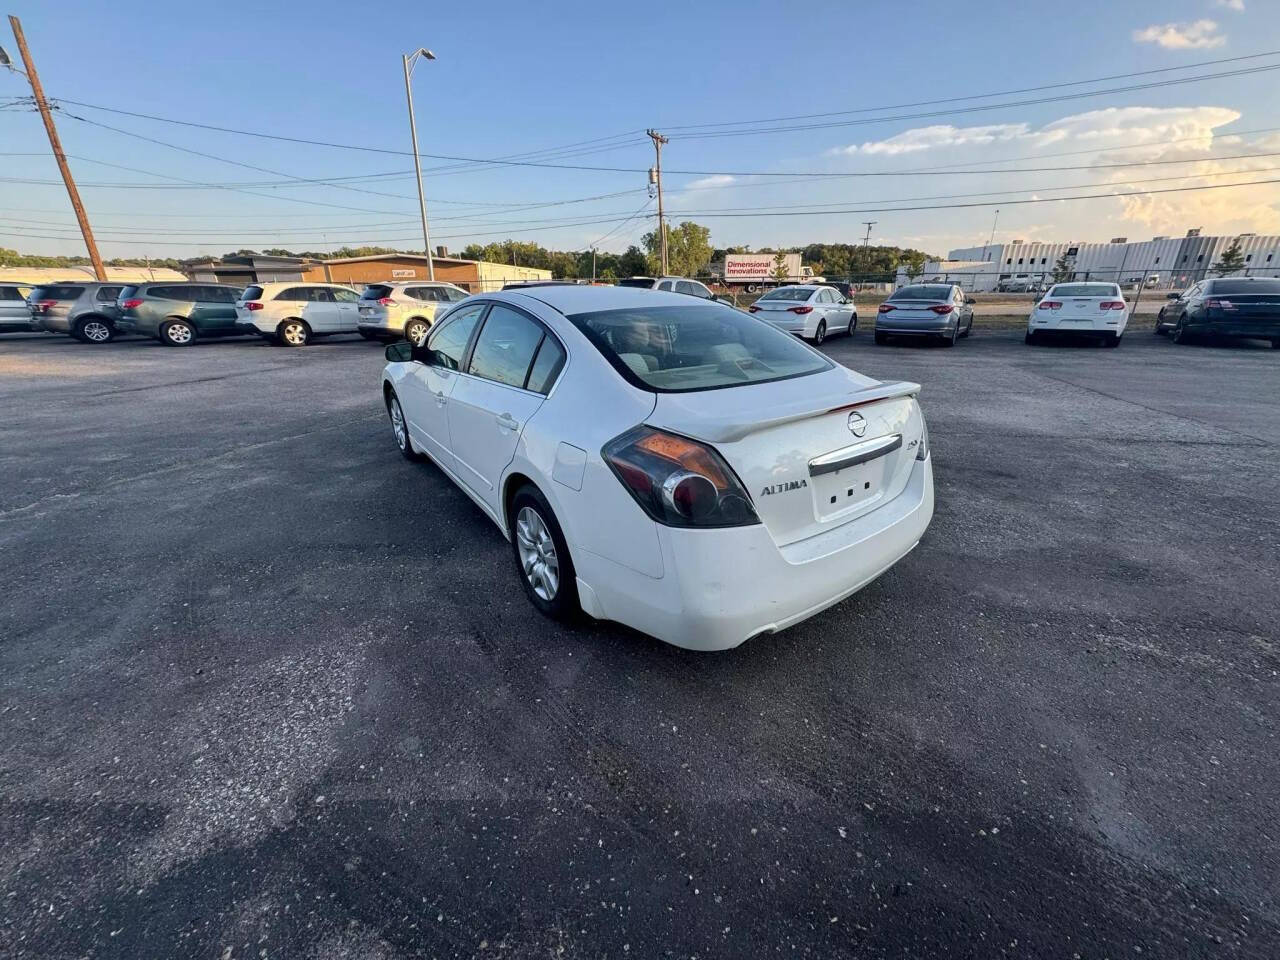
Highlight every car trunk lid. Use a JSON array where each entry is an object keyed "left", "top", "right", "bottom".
[{"left": 647, "top": 368, "right": 922, "bottom": 546}]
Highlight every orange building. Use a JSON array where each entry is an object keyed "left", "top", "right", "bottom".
[{"left": 301, "top": 254, "right": 551, "bottom": 292}]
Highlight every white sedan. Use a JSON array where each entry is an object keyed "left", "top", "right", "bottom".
[
  {"left": 381, "top": 286, "right": 934, "bottom": 651},
  {"left": 747, "top": 285, "right": 858, "bottom": 344},
  {"left": 1026, "top": 282, "right": 1128, "bottom": 347}
]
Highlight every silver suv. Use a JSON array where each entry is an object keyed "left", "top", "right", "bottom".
[
  {"left": 1, "top": 283, "right": 34, "bottom": 333},
  {"left": 356, "top": 281, "right": 471, "bottom": 344},
  {"left": 28, "top": 281, "right": 128, "bottom": 343}
]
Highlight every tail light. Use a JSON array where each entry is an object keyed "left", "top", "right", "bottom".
[
  {"left": 35, "top": 299, "right": 56, "bottom": 312},
  {"left": 120, "top": 298, "right": 143, "bottom": 309},
  {"left": 1099, "top": 301, "right": 1126, "bottom": 310},
  {"left": 929, "top": 304, "right": 954, "bottom": 315},
  {"left": 377, "top": 297, "right": 394, "bottom": 306},
  {"left": 788, "top": 305, "right": 814, "bottom": 314},
  {"left": 602, "top": 426, "right": 758, "bottom": 528},
  {"left": 1204, "top": 298, "right": 1235, "bottom": 310},
  {"left": 748, "top": 305, "right": 761, "bottom": 313},
  {"left": 244, "top": 302, "right": 265, "bottom": 311},
  {"left": 877, "top": 304, "right": 896, "bottom": 313},
  {"left": 1038, "top": 300, "right": 1063, "bottom": 310}
]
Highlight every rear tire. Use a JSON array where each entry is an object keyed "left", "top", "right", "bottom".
[
  {"left": 74, "top": 317, "right": 114, "bottom": 344},
  {"left": 1171, "top": 319, "right": 1191, "bottom": 345},
  {"left": 278, "top": 319, "right": 310, "bottom": 347},
  {"left": 942, "top": 323, "right": 958, "bottom": 347},
  {"left": 1271, "top": 338, "right": 1280, "bottom": 350},
  {"left": 509, "top": 484, "right": 579, "bottom": 621},
  {"left": 874, "top": 331, "right": 888, "bottom": 345},
  {"left": 404, "top": 318, "right": 430, "bottom": 346},
  {"left": 1025, "top": 330, "right": 1039, "bottom": 345},
  {"left": 160, "top": 318, "right": 195, "bottom": 346},
  {"left": 812, "top": 320, "right": 826, "bottom": 346},
  {"left": 846, "top": 315, "right": 857, "bottom": 337},
  {"left": 959, "top": 316, "right": 973, "bottom": 338},
  {"left": 1104, "top": 333, "right": 1121, "bottom": 348}
]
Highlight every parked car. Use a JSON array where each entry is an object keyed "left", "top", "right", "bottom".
[
  {"left": 234, "top": 282, "right": 363, "bottom": 346},
  {"left": 826, "top": 281, "right": 856, "bottom": 300},
  {"left": 27, "top": 282, "right": 128, "bottom": 343},
  {"left": 1, "top": 283, "right": 34, "bottom": 333},
  {"left": 748, "top": 284, "right": 857, "bottom": 345},
  {"left": 875, "top": 284, "right": 974, "bottom": 346},
  {"left": 356, "top": 281, "right": 470, "bottom": 345},
  {"left": 379, "top": 285, "right": 933, "bottom": 651},
  {"left": 114, "top": 283, "right": 247, "bottom": 346},
  {"left": 1155, "top": 277, "right": 1280, "bottom": 347},
  {"left": 1025, "top": 282, "right": 1127, "bottom": 347},
  {"left": 619, "top": 276, "right": 721, "bottom": 300}
]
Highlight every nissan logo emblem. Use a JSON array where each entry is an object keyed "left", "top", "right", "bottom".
[{"left": 847, "top": 411, "right": 867, "bottom": 437}]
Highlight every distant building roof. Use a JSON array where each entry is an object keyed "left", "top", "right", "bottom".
[{"left": 310, "top": 253, "right": 476, "bottom": 267}]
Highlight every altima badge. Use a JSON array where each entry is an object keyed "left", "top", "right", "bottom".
[
  {"left": 760, "top": 480, "right": 808, "bottom": 496},
  {"left": 847, "top": 411, "right": 867, "bottom": 437}
]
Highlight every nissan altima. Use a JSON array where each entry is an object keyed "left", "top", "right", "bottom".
[{"left": 380, "top": 286, "right": 934, "bottom": 651}]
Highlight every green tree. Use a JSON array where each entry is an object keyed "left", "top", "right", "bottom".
[
  {"left": 1051, "top": 252, "right": 1074, "bottom": 283},
  {"left": 616, "top": 245, "right": 649, "bottom": 278},
  {"left": 642, "top": 220, "right": 713, "bottom": 277},
  {"left": 904, "top": 251, "right": 926, "bottom": 281},
  {"left": 770, "top": 251, "right": 790, "bottom": 282},
  {"left": 1212, "top": 238, "right": 1246, "bottom": 277}
]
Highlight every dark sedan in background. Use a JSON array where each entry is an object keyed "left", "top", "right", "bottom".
[{"left": 1157, "top": 277, "right": 1280, "bottom": 347}]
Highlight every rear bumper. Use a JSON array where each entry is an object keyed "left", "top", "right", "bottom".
[
  {"left": 576, "top": 456, "right": 934, "bottom": 651},
  {"left": 1028, "top": 314, "right": 1127, "bottom": 335},
  {"left": 357, "top": 316, "right": 403, "bottom": 334},
  {"left": 875, "top": 316, "right": 955, "bottom": 335}
]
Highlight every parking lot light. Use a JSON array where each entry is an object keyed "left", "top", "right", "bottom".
[{"left": 403, "top": 47, "right": 437, "bottom": 281}]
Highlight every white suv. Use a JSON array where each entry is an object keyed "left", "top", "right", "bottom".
[
  {"left": 234, "top": 282, "right": 363, "bottom": 346},
  {"left": 356, "top": 282, "right": 471, "bottom": 344}
]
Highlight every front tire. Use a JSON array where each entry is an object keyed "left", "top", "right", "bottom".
[
  {"left": 1171, "top": 318, "right": 1191, "bottom": 345},
  {"left": 812, "top": 320, "right": 826, "bottom": 345},
  {"left": 404, "top": 318, "right": 430, "bottom": 346},
  {"left": 74, "top": 317, "right": 114, "bottom": 344},
  {"left": 385, "top": 390, "right": 418, "bottom": 461},
  {"left": 278, "top": 319, "right": 310, "bottom": 347},
  {"left": 160, "top": 318, "right": 196, "bottom": 346},
  {"left": 510, "top": 485, "right": 578, "bottom": 621}
]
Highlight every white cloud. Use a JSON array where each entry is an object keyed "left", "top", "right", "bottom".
[
  {"left": 831, "top": 107, "right": 1240, "bottom": 159},
  {"left": 1213, "top": 0, "right": 1244, "bottom": 11},
  {"left": 832, "top": 123, "right": 1029, "bottom": 156},
  {"left": 683, "top": 174, "right": 735, "bottom": 190},
  {"left": 1132, "top": 20, "right": 1225, "bottom": 49}
]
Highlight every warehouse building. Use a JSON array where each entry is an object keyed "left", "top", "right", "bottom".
[
  {"left": 897, "top": 231, "right": 1280, "bottom": 292},
  {"left": 301, "top": 253, "right": 551, "bottom": 291}
]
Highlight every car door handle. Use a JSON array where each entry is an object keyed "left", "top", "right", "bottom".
[{"left": 495, "top": 413, "right": 519, "bottom": 431}]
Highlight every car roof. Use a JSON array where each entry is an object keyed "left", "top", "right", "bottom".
[{"left": 496, "top": 284, "right": 711, "bottom": 314}]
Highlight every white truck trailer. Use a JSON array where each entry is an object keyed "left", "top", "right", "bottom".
[{"left": 719, "top": 253, "right": 823, "bottom": 292}]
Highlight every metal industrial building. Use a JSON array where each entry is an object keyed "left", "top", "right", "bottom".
[{"left": 897, "top": 231, "right": 1280, "bottom": 291}]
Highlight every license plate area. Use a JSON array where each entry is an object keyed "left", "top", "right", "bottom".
[{"left": 811, "top": 458, "right": 890, "bottom": 520}]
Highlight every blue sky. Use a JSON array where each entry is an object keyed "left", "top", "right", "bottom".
[{"left": 3, "top": 0, "right": 1278, "bottom": 261}]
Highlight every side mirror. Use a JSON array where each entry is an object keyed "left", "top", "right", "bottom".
[
  {"left": 384, "top": 341, "right": 414, "bottom": 363},
  {"left": 965, "top": 297, "right": 976, "bottom": 305},
  {"left": 1166, "top": 292, "right": 1180, "bottom": 300}
]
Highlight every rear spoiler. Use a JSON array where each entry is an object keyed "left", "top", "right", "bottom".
[{"left": 682, "top": 380, "right": 920, "bottom": 444}]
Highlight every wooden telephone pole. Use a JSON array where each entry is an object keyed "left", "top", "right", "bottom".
[
  {"left": 7, "top": 15, "right": 106, "bottom": 280},
  {"left": 646, "top": 129, "right": 668, "bottom": 275}
]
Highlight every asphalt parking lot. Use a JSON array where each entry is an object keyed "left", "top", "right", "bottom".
[{"left": 2, "top": 326, "right": 1278, "bottom": 959}]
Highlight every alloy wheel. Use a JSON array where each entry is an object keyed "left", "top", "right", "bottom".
[
  {"left": 515, "top": 506, "right": 559, "bottom": 601},
  {"left": 166, "top": 322, "right": 193, "bottom": 345},
  {"left": 282, "top": 322, "right": 307, "bottom": 346},
  {"left": 389, "top": 397, "right": 407, "bottom": 450},
  {"left": 83, "top": 321, "right": 111, "bottom": 343},
  {"left": 814, "top": 320, "right": 826, "bottom": 345},
  {"left": 406, "top": 320, "right": 429, "bottom": 346}
]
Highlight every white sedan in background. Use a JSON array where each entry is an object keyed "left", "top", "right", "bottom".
[
  {"left": 380, "top": 285, "right": 933, "bottom": 651},
  {"left": 748, "top": 284, "right": 858, "bottom": 344},
  {"left": 1026, "top": 282, "right": 1129, "bottom": 347}
]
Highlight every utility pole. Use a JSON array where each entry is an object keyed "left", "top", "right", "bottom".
[
  {"left": 646, "top": 129, "right": 669, "bottom": 275},
  {"left": 402, "top": 47, "right": 436, "bottom": 280},
  {"left": 591, "top": 247, "right": 597, "bottom": 282},
  {"left": 7, "top": 15, "right": 106, "bottom": 281}
]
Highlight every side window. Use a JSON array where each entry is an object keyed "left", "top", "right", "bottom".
[
  {"left": 657, "top": 280, "right": 674, "bottom": 291},
  {"left": 816, "top": 289, "right": 832, "bottom": 304},
  {"left": 526, "top": 335, "right": 567, "bottom": 394},
  {"left": 204, "top": 286, "right": 238, "bottom": 303},
  {"left": 675, "top": 280, "right": 699, "bottom": 297},
  {"left": 331, "top": 288, "right": 360, "bottom": 303},
  {"left": 96, "top": 286, "right": 123, "bottom": 302},
  {"left": 310, "top": 287, "right": 334, "bottom": 302},
  {"left": 467, "top": 304, "right": 546, "bottom": 389},
  {"left": 276, "top": 287, "right": 306, "bottom": 301},
  {"left": 426, "top": 303, "right": 485, "bottom": 371}
]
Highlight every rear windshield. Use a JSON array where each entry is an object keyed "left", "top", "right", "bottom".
[
  {"left": 758, "top": 287, "right": 813, "bottom": 301},
  {"left": 1211, "top": 279, "right": 1280, "bottom": 296},
  {"left": 29, "top": 285, "right": 84, "bottom": 301},
  {"left": 891, "top": 285, "right": 952, "bottom": 301},
  {"left": 361, "top": 285, "right": 394, "bottom": 300},
  {"left": 1051, "top": 284, "right": 1119, "bottom": 297},
  {"left": 118, "top": 286, "right": 138, "bottom": 300},
  {"left": 567, "top": 303, "right": 832, "bottom": 393},
  {"left": 618, "top": 278, "right": 656, "bottom": 288},
  {"left": 241, "top": 285, "right": 264, "bottom": 301}
]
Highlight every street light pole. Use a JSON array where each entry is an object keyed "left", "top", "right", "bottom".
[{"left": 403, "top": 47, "right": 436, "bottom": 281}]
